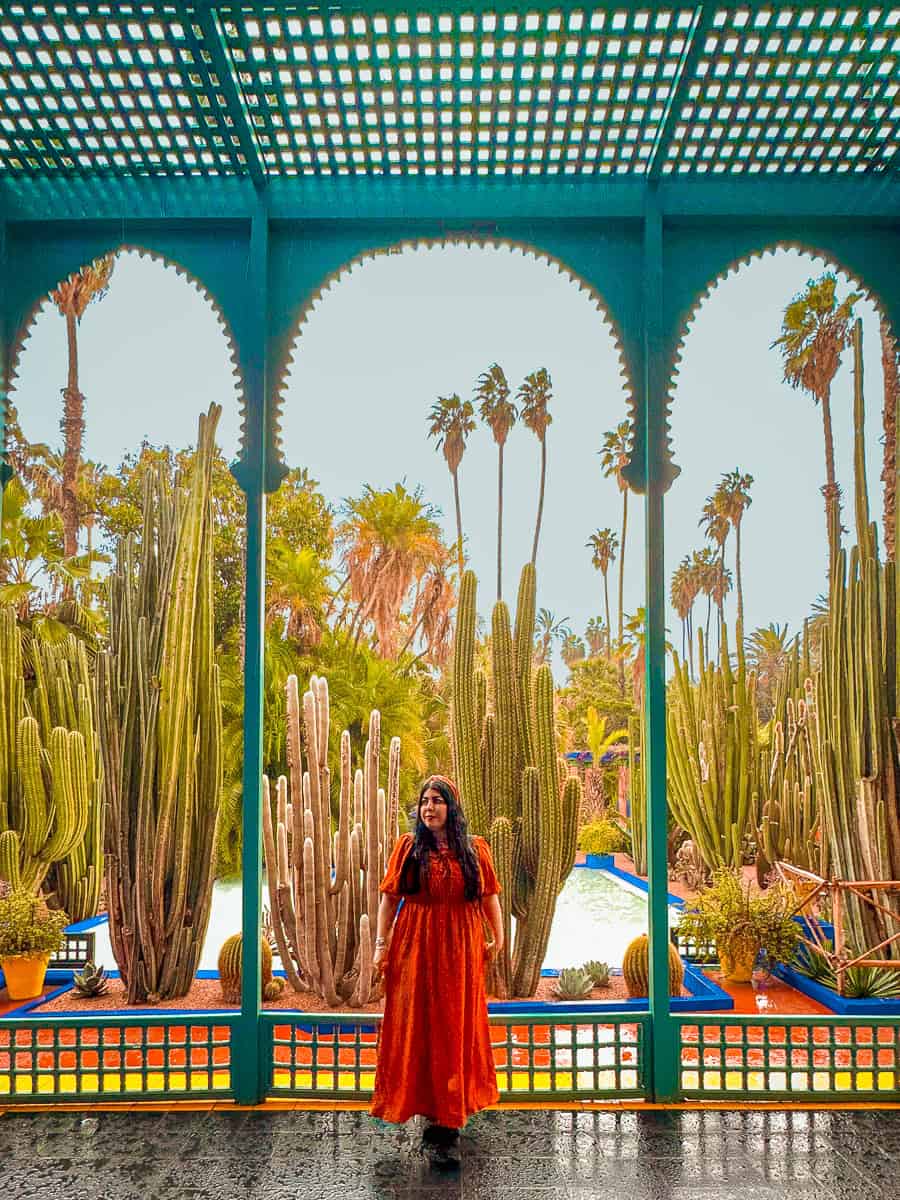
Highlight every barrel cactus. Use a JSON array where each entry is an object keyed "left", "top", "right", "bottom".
[
  {"left": 622, "top": 934, "right": 684, "bottom": 999},
  {"left": 217, "top": 933, "right": 285, "bottom": 1004},
  {"left": 552, "top": 967, "right": 594, "bottom": 1000}
]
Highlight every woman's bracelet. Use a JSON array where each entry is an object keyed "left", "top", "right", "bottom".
[{"left": 374, "top": 936, "right": 388, "bottom": 949}]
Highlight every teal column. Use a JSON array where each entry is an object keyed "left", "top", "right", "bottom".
[
  {"left": 643, "top": 186, "right": 679, "bottom": 1102},
  {"left": 231, "top": 196, "right": 269, "bottom": 1105},
  {"left": 0, "top": 218, "right": 11, "bottom": 508}
]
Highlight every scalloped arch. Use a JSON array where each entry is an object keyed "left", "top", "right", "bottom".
[
  {"left": 5, "top": 244, "right": 246, "bottom": 454},
  {"left": 667, "top": 240, "right": 898, "bottom": 451},
  {"left": 271, "top": 234, "right": 636, "bottom": 479}
]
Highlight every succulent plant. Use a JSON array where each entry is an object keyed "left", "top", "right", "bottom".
[
  {"left": 552, "top": 967, "right": 595, "bottom": 1000},
  {"left": 582, "top": 960, "right": 610, "bottom": 988},
  {"left": 72, "top": 961, "right": 109, "bottom": 998}
]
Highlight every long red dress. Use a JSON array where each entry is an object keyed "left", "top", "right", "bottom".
[{"left": 370, "top": 833, "right": 501, "bottom": 1127}]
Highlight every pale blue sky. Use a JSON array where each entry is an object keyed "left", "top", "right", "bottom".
[{"left": 11, "top": 245, "right": 886, "bottom": 676}]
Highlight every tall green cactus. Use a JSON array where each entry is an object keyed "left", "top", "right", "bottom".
[
  {"left": 262, "top": 673, "right": 401, "bottom": 1007},
  {"left": 0, "top": 607, "right": 102, "bottom": 915},
  {"left": 450, "top": 564, "right": 580, "bottom": 998},
  {"left": 98, "top": 404, "right": 223, "bottom": 1003},
  {"left": 667, "top": 624, "right": 762, "bottom": 871},
  {"left": 753, "top": 635, "right": 823, "bottom": 883}
]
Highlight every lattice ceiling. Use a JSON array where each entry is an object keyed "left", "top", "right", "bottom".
[{"left": 0, "top": 3, "right": 897, "bottom": 178}]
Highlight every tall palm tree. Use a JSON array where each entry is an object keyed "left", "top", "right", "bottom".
[
  {"left": 691, "top": 545, "right": 719, "bottom": 648},
  {"left": 475, "top": 363, "right": 518, "bottom": 601},
  {"left": 670, "top": 556, "right": 695, "bottom": 673},
  {"left": 709, "top": 559, "right": 733, "bottom": 655},
  {"left": 586, "top": 527, "right": 618, "bottom": 659},
  {"left": 880, "top": 322, "right": 899, "bottom": 560},
  {"left": 714, "top": 469, "right": 754, "bottom": 639},
  {"left": 774, "top": 273, "right": 858, "bottom": 572},
  {"left": 427, "top": 393, "right": 476, "bottom": 575},
  {"left": 585, "top": 616, "right": 607, "bottom": 658},
  {"left": 699, "top": 495, "right": 731, "bottom": 648},
  {"left": 534, "top": 607, "right": 569, "bottom": 665},
  {"left": 49, "top": 254, "right": 115, "bottom": 563},
  {"left": 748, "top": 622, "right": 794, "bottom": 719},
  {"left": 599, "top": 420, "right": 631, "bottom": 692},
  {"left": 337, "top": 483, "right": 446, "bottom": 658},
  {"left": 400, "top": 552, "right": 456, "bottom": 668},
  {"left": 518, "top": 367, "right": 553, "bottom": 566}
]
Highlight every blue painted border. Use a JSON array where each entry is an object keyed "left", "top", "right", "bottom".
[
  {"left": 586, "top": 858, "right": 685, "bottom": 908},
  {"left": 65, "top": 914, "right": 109, "bottom": 934},
  {"left": 577, "top": 854, "right": 614, "bottom": 870},
  {"left": 774, "top": 963, "right": 900, "bottom": 1016}
]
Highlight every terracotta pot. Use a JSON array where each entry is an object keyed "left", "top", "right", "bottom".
[
  {"left": 717, "top": 930, "right": 760, "bottom": 984},
  {"left": 0, "top": 951, "right": 50, "bottom": 1000}
]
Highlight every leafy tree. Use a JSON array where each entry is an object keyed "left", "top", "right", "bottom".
[
  {"left": 585, "top": 615, "right": 607, "bottom": 657},
  {"left": 557, "top": 655, "right": 635, "bottom": 757},
  {"left": 561, "top": 631, "right": 586, "bottom": 667},
  {"left": 336, "top": 482, "right": 448, "bottom": 659}
]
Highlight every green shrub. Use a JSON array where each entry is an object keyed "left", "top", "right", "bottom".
[
  {"left": 0, "top": 891, "right": 69, "bottom": 958},
  {"left": 578, "top": 819, "right": 627, "bottom": 857}
]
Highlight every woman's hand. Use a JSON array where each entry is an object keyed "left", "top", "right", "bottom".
[
  {"left": 484, "top": 937, "right": 502, "bottom": 962},
  {"left": 372, "top": 943, "right": 389, "bottom": 978}
]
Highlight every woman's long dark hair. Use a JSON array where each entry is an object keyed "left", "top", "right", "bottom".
[{"left": 398, "top": 777, "right": 481, "bottom": 901}]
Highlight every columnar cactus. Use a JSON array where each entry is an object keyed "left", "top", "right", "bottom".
[
  {"left": 218, "top": 932, "right": 285, "bottom": 1004},
  {"left": 753, "top": 635, "right": 823, "bottom": 883},
  {"left": 0, "top": 606, "right": 102, "bottom": 916},
  {"left": 666, "top": 624, "right": 763, "bottom": 871},
  {"left": 262, "top": 673, "right": 401, "bottom": 1007},
  {"left": 98, "top": 404, "right": 223, "bottom": 1003},
  {"left": 450, "top": 564, "right": 581, "bottom": 998}
]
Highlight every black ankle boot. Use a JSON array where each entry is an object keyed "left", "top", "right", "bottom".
[{"left": 423, "top": 1123, "right": 459, "bottom": 1147}]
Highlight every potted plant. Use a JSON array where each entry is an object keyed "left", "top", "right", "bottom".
[
  {"left": 0, "top": 890, "right": 69, "bottom": 1000},
  {"left": 675, "top": 869, "right": 798, "bottom": 984}
]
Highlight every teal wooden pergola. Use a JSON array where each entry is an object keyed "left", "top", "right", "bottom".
[{"left": 1, "top": 2, "right": 899, "bottom": 1106}]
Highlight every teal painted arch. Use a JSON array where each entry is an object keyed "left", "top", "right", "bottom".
[
  {"left": 2, "top": 225, "right": 251, "bottom": 462},
  {"left": 662, "top": 224, "right": 900, "bottom": 479},
  {"left": 266, "top": 221, "right": 644, "bottom": 486}
]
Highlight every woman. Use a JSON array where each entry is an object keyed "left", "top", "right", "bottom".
[{"left": 370, "top": 774, "right": 503, "bottom": 1162}]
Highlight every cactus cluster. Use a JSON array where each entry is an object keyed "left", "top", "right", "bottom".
[
  {"left": 262, "top": 674, "right": 401, "bottom": 1007},
  {"left": 98, "top": 404, "right": 223, "bottom": 1003},
  {"left": 0, "top": 607, "right": 103, "bottom": 919},
  {"left": 621, "top": 933, "right": 685, "bottom": 999},
  {"left": 450, "top": 565, "right": 581, "bottom": 998},
  {"left": 217, "top": 932, "right": 285, "bottom": 1003}
]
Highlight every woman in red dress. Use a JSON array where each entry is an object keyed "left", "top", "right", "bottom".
[{"left": 370, "top": 774, "right": 503, "bottom": 1163}]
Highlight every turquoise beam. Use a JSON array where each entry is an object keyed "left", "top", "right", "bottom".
[
  {"left": 231, "top": 196, "right": 269, "bottom": 1106},
  {"left": 643, "top": 187, "right": 679, "bottom": 1103}
]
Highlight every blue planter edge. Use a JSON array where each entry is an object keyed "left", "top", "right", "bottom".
[{"left": 774, "top": 962, "right": 900, "bottom": 1016}]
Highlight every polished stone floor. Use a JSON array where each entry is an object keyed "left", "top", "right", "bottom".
[{"left": 0, "top": 1106, "right": 898, "bottom": 1200}]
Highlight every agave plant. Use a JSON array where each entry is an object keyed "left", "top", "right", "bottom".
[
  {"left": 552, "top": 967, "right": 594, "bottom": 1000},
  {"left": 72, "top": 961, "right": 108, "bottom": 998},
  {"left": 583, "top": 960, "right": 610, "bottom": 988}
]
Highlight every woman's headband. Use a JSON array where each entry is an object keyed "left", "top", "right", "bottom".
[{"left": 424, "top": 774, "right": 460, "bottom": 804}]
